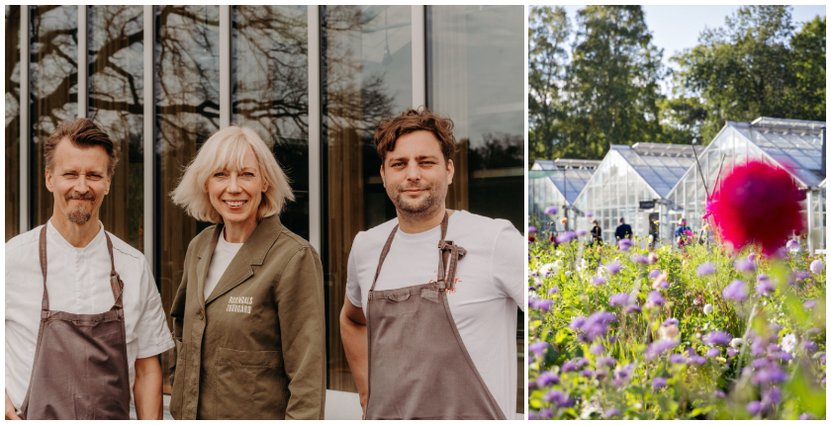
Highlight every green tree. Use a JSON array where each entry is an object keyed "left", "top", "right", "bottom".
[
  {"left": 528, "top": 6, "right": 570, "bottom": 165},
  {"left": 674, "top": 6, "right": 799, "bottom": 142},
  {"left": 563, "top": 5, "right": 664, "bottom": 159},
  {"left": 787, "top": 16, "right": 826, "bottom": 121}
]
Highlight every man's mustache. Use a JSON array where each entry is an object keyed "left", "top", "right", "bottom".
[{"left": 66, "top": 192, "right": 95, "bottom": 201}]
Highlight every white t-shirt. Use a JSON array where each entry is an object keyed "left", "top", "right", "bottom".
[
  {"left": 203, "top": 232, "right": 243, "bottom": 299},
  {"left": 346, "top": 210, "right": 524, "bottom": 417},
  {"left": 5, "top": 221, "right": 175, "bottom": 408}
]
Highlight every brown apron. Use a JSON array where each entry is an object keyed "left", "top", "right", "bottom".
[
  {"left": 365, "top": 213, "right": 506, "bottom": 420},
  {"left": 18, "top": 226, "right": 132, "bottom": 420}
]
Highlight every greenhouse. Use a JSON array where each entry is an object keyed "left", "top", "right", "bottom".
[
  {"left": 529, "top": 159, "right": 599, "bottom": 231},
  {"left": 667, "top": 117, "right": 826, "bottom": 252},
  {"left": 572, "top": 143, "right": 695, "bottom": 244}
]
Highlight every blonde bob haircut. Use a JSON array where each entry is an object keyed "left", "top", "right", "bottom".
[{"left": 171, "top": 126, "right": 294, "bottom": 224}]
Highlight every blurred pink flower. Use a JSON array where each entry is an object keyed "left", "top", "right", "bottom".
[{"left": 706, "top": 161, "right": 804, "bottom": 256}]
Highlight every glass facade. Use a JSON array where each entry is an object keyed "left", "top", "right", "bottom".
[
  {"left": 5, "top": 6, "right": 525, "bottom": 412},
  {"left": 667, "top": 119, "right": 827, "bottom": 251},
  {"left": 529, "top": 159, "right": 598, "bottom": 231}
]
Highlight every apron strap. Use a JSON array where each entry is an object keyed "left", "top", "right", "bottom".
[
  {"left": 370, "top": 212, "right": 451, "bottom": 292},
  {"left": 38, "top": 227, "right": 49, "bottom": 312},
  {"left": 37, "top": 225, "right": 124, "bottom": 311}
]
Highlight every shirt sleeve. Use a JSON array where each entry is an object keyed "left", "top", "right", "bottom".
[
  {"left": 345, "top": 232, "right": 363, "bottom": 309},
  {"left": 135, "top": 259, "right": 175, "bottom": 359},
  {"left": 490, "top": 223, "right": 525, "bottom": 312},
  {"left": 276, "top": 246, "right": 326, "bottom": 420}
]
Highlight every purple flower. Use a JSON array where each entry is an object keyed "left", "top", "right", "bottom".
[
  {"left": 803, "top": 340, "right": 817, "bottom": 352},
  {"left": 762, "top": 387, "right": 782, "bottom": 406},
  {"left": 562, "top": 358, "right": 585, "bottom": 373},
  {"left": 670, "top": 354, "right": 687, "bottom": 364},
  {"left": 696, "top": 262, "right": 716, "bottom": 277},
  {"left": 586, "top": 211, "right": 594, "bottom": 218},
  {"left": 652, "top": 377, "right": 667, "bottom": 389},
  {"left": 800, "top": 413, "right": 816, "bottom": 420},
  {"left": 604, "top": 408, "right": 620, "bottom": 418},
  {"left": 591, "top": 275, "right": 607, "bottom": 286},
  {"left": 735, "top": 258, "right": 756, "bottom": 273},
  {"left": 613, "top": 363, "right": 635, "bottom": 386},
  {"left": 575, "top": 311, "right": 617, "bottom": 343},
  {"left": 714, "top": 390, "right": 726, "bottom": 399},
  {"left": 617, "top": 238, "right": 633, "bottom": 252},
  {"left": 529, "top": 226, "right": 537, "bottom": 234},
  {"left": 723, "top": 279, "right": 749, "bottom": 302},
  {"left": 706, "top": 347, "right": 721, "bottom": 357},
  {"left": 804, "top": 300, "right": 817, "bottom": 309},
  {"left": 755, "top": 275, "right": 775, "bottom": 296},
  {"left": 532, "top": 298, "right": 553, "bottom": 312},
  {"left": 581, "top": 369, "right": 595, "bottom": 379},
  {"left": 751, "top": 363, "right": 787, "bottom": 386},
  {"left": 544, "top": 389, "right": 574, "bottom": 407},
  {"left": 556, "top": 231, "right": 577, "bottom": 244},
  {"left": 703, "top": 330, "right": 732, "bottom": 346},
  {"left": 747, "top": 400, "right": 763, "bottom": 415},
  {"left": 624, "top": 303, "right": 642, "bottom": 314},
  {"left": 632, "top": 254, "right": 649, "bottom": 264},
  {"left": 810, "top": 259, "right": 824, "bottom": 275},
  {"left": 537, "top": 371, "right": 560, "bottom": 387},
  {"left": 576, "top": 229, "right": 588, "bottom": 237},
  {"left": 648, "top": 269, "right": 662, "bottom": 279},
  {"left": 544, "top": 205, "right": 558, "bottom": 215},
  {"left": 597, "top": 356, "right": 616, "bottom": 368},
  {"left": 548, "top": 286, "right": 559, "bottom": 294},
  {"left": 663, "top": 318, "right": 679, "bottom": 327},
  {"left": 606, "top": 259, "right": 622, "bottom": 275},
  {"left": 794, "top": 270, "right": 811, "bottom": 281},
  {"left": 645, "top": 339, "right": 679, "bottom": 360},
  {"left": 530, "top": 341, "right": 549, "bottom": 358},
  {"left": 646, "top": 291, "right": 665, "bottom": 307},
  {"left": 727, "top": 348, "right": 739, "bottom": 357},
  {"left": 533, "top": 407, "right": 553, "bottom": 420},
  {"left": 590, "top": 344, "right": 604, "bottom": 355},
  {"left": 786, "top": 239, "right": 800, "bottom": 251},
  {"left": 609, "top": 293, "right": 632, "bottom": 307}
]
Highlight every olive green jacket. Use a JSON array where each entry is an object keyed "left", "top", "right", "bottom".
[{"left": 169, "top": 215, "right": 326, "bottom": 419}]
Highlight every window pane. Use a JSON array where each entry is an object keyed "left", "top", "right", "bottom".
[
  {"left": 232, "top": 5, "right": 309, "bottom": 239},
  {"left": 321, "top": 5, "right": 412, "bottom": 391},
  {"left": 88, "top": 5, "right": 144, "bottom": 250},
  {"left": 428, "top": 5, "right": 524, "bottom": 231},
  {"left": 30, "top": 5, "right": 78, "bottom": 229},
  {"left": 5, "top": 5, "right": 21, "bottom": 240},
  {"left": 155, "top": 5, "right": 220, "bottom": 391}
]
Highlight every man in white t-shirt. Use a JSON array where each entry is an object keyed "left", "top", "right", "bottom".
[
  {"left": 339, "top": 109, "right": 524, "bottom": 419},
  {"left": 5, "top": 118, "right": 174, "bottom": 419}
]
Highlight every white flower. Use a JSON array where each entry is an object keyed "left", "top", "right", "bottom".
[
  {"left": 703, "top": 304, "right": 713, "bottom": 315},
  {"left": 781, "top": 333, "right": 797, "bottom": 354},
  {"left": 729, "top": 338, "right": 743, "bottom": 348}
]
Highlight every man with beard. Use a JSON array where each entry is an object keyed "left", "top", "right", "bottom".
[
  {"left": 5, "top": 118, "right": 173, "bottom": 419},
  {"left": 339, "top": 109, "right": 524, "bottom": 419}
]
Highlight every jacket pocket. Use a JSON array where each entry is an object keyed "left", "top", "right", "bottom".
[{"left": 213, "top": 347, "right": 286, "bottom": 418}]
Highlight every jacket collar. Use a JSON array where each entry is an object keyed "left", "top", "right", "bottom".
[{"left": 196, "top": 215, "right": 284, "bottom": 306}]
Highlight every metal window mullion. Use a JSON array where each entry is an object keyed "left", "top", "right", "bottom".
[
  {"left": 77, "top": 5, "right": 87, "bottom": 116},
  {"left": 411, "top": 5, "right": 426, "bottom": 108},
  {"left": 20, "top": 6, "right": 30, "bottom": 232},
  {"left": 143, "top": 5, "right": 155, "bottom": 265},
  {"left": 307, "top": 6, "right": 321, "bottom": 253},
  {"left": 219, "top": 6, "right": 231, "bottom": 127}
]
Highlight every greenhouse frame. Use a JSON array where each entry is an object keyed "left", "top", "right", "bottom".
[
  {"left": 667, "top": 117, "right": 826, "bottom": 252},
  {"left": 529, "top": 159, "right": 599, "bottom": 233},
  {"left": 571, "top": 143, "right": 696, "bottom": 244}
]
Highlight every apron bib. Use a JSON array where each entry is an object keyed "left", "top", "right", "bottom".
[
  {"left": 19, "top": 226, "right": 132, "bottom": 420},
  {"left": 365, "top": 213, "right": 506, "bottom": 420}
]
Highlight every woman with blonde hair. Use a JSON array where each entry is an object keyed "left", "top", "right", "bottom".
[{"left": 168, "top": 126, "right": 325, "bottom": 419}]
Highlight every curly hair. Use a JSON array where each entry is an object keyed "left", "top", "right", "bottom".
[{"left": 372, "top": 108, "right": 456, "bottom": 163}]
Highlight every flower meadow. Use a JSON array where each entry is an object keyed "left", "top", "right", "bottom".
[{"left": 528, "top": 236, "right": 826, "bottom": 420}]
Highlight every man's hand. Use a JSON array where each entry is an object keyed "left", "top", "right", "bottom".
[
  {"left": 339, "top": 299, "right": 369, "bottom": 415},
  {"left": 5, "top": 390, "right": 21, "bottom": 420}
]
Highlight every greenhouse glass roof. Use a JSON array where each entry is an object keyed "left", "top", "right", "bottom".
[
  {"left": 730, "top": 117, "right": 826, "bottom": 188},
  {"left": 533, "top": 159, "right": 599, "bottom": 204},
  {"left": 611, "top": 143, "right": 696, "bottom": 198}
]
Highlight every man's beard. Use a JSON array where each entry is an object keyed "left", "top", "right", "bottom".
[
  {"left": 392, "top": 184, "right": 441, "bottom": 217},
  {"left": 66, "top": 192, "right": 95, "bottom": 225}
]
